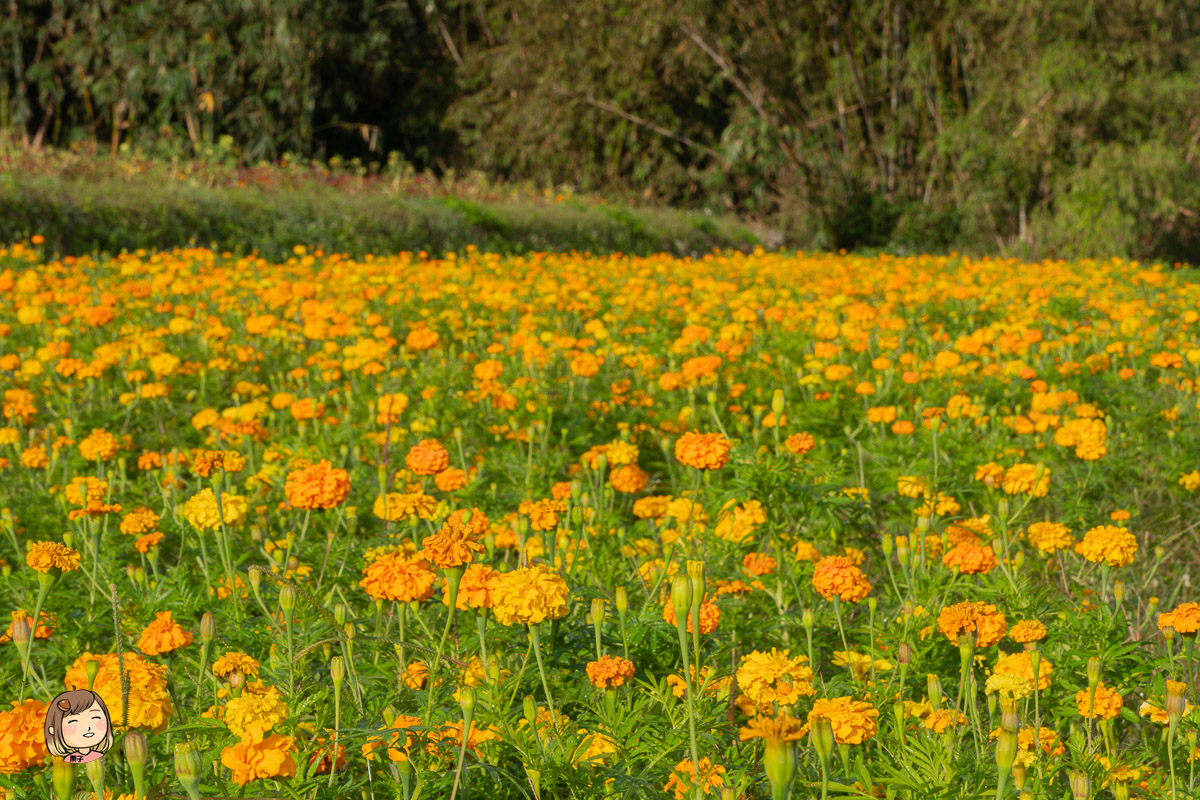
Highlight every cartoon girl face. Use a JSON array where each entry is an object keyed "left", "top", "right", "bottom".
[{"left": 44, "top": 689, "right": 114, "bottom": 759}]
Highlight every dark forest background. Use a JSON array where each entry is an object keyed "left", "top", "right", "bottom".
[{"left": 5, "top": 0, "right": 1200, "bottom": 261}]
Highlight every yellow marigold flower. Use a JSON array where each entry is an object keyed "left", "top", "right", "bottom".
[
  {"left": 405, "top": 439, "right": 450, "bottom": 476},
  {"left": 937, "top": 601, "right": 1007, "bottom": 647},
  {"left": 138, "top": 611, "right": 194, "bottom": 656},
  {"left": 791, "top": 539, "right": 820, "bottom": 561},
  {"left": 1009, "top": 620, "right": 1047, "bottom": 643},
  {"left": 1179, "top": 471, "right": 1200, "bottom": 491},
  {"left": 26, "top": 541, "right": 81, "bottom": 573},
  {"left": 402, "top": 661, "right": 428, "bottom": 689},
  {"left": 811, "top": 555, "right": 871, "bottom": 603},
  {"left": 1077, "top": 683, "right": 1123, "bottom": 719},
  {"left": 807, "top": 697, "right": 879, "bottom": 744},
  {"left": 224, "top": 682, "right": 289, "bottom": 742},
  {"left": 119, "top": 507, "right": 160, "bottom": 536},
  {"left": 135, "top": 531, "right": 164, "bottom": 554},
  {"left": 1001, "top": 463, "right": 1051, "bottom": 497},
  {"left": 372, "top": 492, "right": 437, "bottom": 522},
  {"left": 985, "top": 672, "right": 1032, "bottom": 699},
  {"left": 831, "top": 651, "right": 893, "bottom": 682},
  {"left": 632, "top": 495, "right": 671, "bottom": 519},
  {"left": 974, "top": 462, "right": 1005, "bottom": 487},
  {"left": 64, "top": 651, "right": 171, "bottom": 731},
  {"left": 605, "top": 440, "right": 639, "bottom": 466},
  {"left": 422, "top": 508, "right": 488, "bottom": 568},
  {"left": 924, "top": 709, "right": 968, "bottom": 733},
  {"left": 212, "top": 652, "right": 260, "bottom": 679},
  {"left": 992, "top": 651, "right": 1052, "bottom": 692},
  {"left": 491, "top": 564, "right": 569, "bottom": 626},
  {"left": 521, "top": 498, "right": 566, "bottom": 531},
  {"left": 78, "top": 428, "right": 119, "bottom": 461},
  {"left": 1025, "top": 521, "right": 1074, "bottom": 554},
  {"left": 183, "top": 488, "right": 249, "bottom": 531},
  {"left": 1074, "top": 525, "right": 1138, "bottom": 567},
  {"left": 665, "top": 758, "right": 725, "bottom": 800},
  {"left": 739, "top": 713, "right": 806, "bottom": 742},
  {"left": 1159, "top": 602, "right": 1200, "bottom": 635},
  {"left": 586, "top": 655, "right": 635, "bottom": 689},
  {"left": 674, "top": 431, "right": 732, "bottom": 470},
  {"left": 736, "top": 649, "right": 816, "bottom": 707},
  {"left": 284, "top": 459, "right": 351, "bottom": 510}
]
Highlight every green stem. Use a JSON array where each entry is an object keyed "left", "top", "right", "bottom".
[{"left": 529, "top": 623, "right": 557, "bottom": 719}]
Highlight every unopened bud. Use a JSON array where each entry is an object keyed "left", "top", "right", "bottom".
[
  {"left": 880, "top": 535, "right": 893, "bottom": 557},
  {"left": 1000, "top": 696, "right": 1019, "bottom": 733},
  {"left": 174, "top": 741, "right": 202, "bottom": 800},
  {"left": 460, "top": 685, "right": 477, "bottom": 720},
  {"left": 670, "top": 573, "right": 692, "bottom": 629},
  {"left": 85, "top": 754, "right": 106, "bottom": 799},
  {"left": 279, "top": 584, "right": 296, "bottom": 613},
  {"left": 1011, "top": 763, "right": 1027, "bottom": 791},
  {"left": 811, "top": 716, "right": 834, "bottom": 763},
  {"left": 200, "top": 612, "right": 216, "bottom": 644},
  {"left": 687, "top": 560, "right": 706, "bottom": 611},
  {"left": 1166, "top": 680, "right": 1187, "bottom": 727},
  {"left": 927, "top": 674, "right": 943, "bottom": 710},
  {"left": 523, "top": 695, "right": 537, "bottom": 727},
  {"left": 771, "top": 389, "right": 785, "bottom": 417},
  {"left": 898, "top": 642, "right": 911, "bottom": 665},
  {"left": 227, "top": 669, "right": 245, "bottom": 694},
  {"left": 802, "top": 608, "right": 815, "bottom": 630},
  {"left": 1163, "top": 625, "right": 1176, "bottom": 643},
  {"left": 86, "top": 658, "right": 100, "bottom": 690},
  {"left": 1086, "top": 656, "right": 1101, "bottom": 688},
  {"left": 331, "top": 655, "right": 345, "bottom": 686},
  {"left": 248, "top": 567, "right": 262, "bottom": 594},
  {"left": 615, "top": 586, "right": 628, "bottom": 616},
  {"left": 995, "top": 728, "right": 1018, "bottom": 773},
  {"left": 1069, "top": 770, "right": 1089, "bottom": 800},
  {"left": 10, "top": 615, "right": 31, "bottom": 650},
  {"left": 51, "top": 757, "right": 76, "bottom": 800}
]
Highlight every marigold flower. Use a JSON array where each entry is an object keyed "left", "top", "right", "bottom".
[
  {"left": 784, "top": 432, "right": 816, "bottom": 455},
  {"left": 807, "top": 697, "right": 879, "bottom": 744},
  {"left": 183, "top": 488, "right": 249, "bottom": 531},
  {"left": 212, "top": 652, "right": 261, "bottom": 679},
  {"left": 79, "top": 428, "right": 119, "bottom": 461},
  {"left": 444, "top": 563, "right": 500, "bottom": 610},
  {"left": 1025, "top": 521, "right": 1074, "bottom": 554},
  {"left": 665, "top": 758, "right": 725, "bottom": 800},
  {"left": 742, "top": 552, "right": 777, "bottom": 577},
  {"left": 138, "top": 611, "right": 194, "bottom": 656},
  {"left": 632, "top": 495, "right": 671, "bottom": 519},
  {"left": 663, "top": 598, "right": 721, "bottom": 634},
  {"left": 26, "top": 541, "right": 81, "bottom": 573},
  {"left": 402, "top": 661, "right": 429, "bottom": 689},
  {"left": 224, "top": 682, "right": 289, "bottom": 742},
  {"left": 1009, "top": 620, "right": 1048, "bottom": 643},
  {"left": 942, "top": 542, "right": 998, "bottom": 575},
  {"left": 811, "top": 555, "right": 871, "bottom": 603},
  {"left": 372, "top": 491, "right": 437, "bottom": 522},
  {"left": 134, "top": 532, "right": 164, "bottom": 554},
  {"left": 284, "top": 459, "right": 351, "bottom": 510},
  {"left": 739, "top": 713, "right": 806, "bottom": 742},
  {"left": 422, "top": 508, "right": 488, "bottom": 568},
  {"left": 937, "top": 601, "right": 1007, "bottom": 647},
  {"left": 1001, "top": 463, "right": 1051, "bottom": 497},
  {"left": 0, "top": 698, "right": 49, "bottom": 774},
  {"left": 586, "top": 655, "right": 636, "bottom": 689},
  {"left": 791, "top": 539, "right": 821, "bottom": 561},
  {"left": 2, "top": 609, "right": 53, "bottom": 642},
  {"left": 1159, "top": 602, "right": 1200, "bottom": 635},
  {"left": 64, "top": 651, "right": 171, "bottom": 731},
  {"left": 992, "top": 651, "right": 1052, "bottom": 692},
  {"left": 674, "top": 431, "right": 732, "bottom": 470},
  {"left": 361, "top": 714, "right": 422, "bottom": 763},
  {"left": 1076, "top": 683, "right": 1123, "bottom": 719},
  {"left": 1074, "top": 525, "right": 1138, "bottom": 567},
  {"left": 737, "top": 649, "right": 816, "bottom": 708},
  {"left": 220, "top": 734, "right": 297, "bottom": 785},
  {"left": 924, "top": 709, "right": 968, "bottom": 733},
  {"left": 608, "top": 464, "right": 648, "bottom": 494},
  {"left": 360, "top": 553, "right": 436, "bottom": 603},
  {"left": 434, "top": 467, "right": 469, "bottom": 492},
  {"left": 491, "top": 564, "right": 570, "bottom": 626},
  {"left": 405, "top": 439, "right": 450, "bottom": 475},
  {"left": 119, "top": 507, "right": 160, "bottom": 536}
]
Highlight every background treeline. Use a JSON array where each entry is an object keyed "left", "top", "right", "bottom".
[{"left": 5, "top": 0, "right": 1200, "bottom": 262}]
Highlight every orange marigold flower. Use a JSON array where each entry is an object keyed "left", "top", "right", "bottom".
[
  {"left": 1159, "top": 602, "right": 1200, "bottom": 635},
  {"left": 632, "top": 495, "right": 671, "bottom": 519},
  {"left": 739, "top": 713, "right": 806, "bottom": 743},
  {"left": 674, "top": 431, "right": 732, "bottom": 471},
  {"left": 792, "top": 539, "right": 821, "bottom": 561},
  {"left": 221, "top": 734, "right": 298, "bottom": 785},
  {"left": 0, "top": 698, "right": 49, "bottom": 774},
  {"left": 784, "top": 432, "right": 816, "bottom": 456},
  {"left": 434, "top": 467, "right": 469, "bottom": 492},
  {"left": 1001, "top": 463, "right": 1051, "bottom": 497},
  {"left": 942, "top": 542, "right": 998, "bottom": 575},
  {"left": 284, "top": 459, "right": 351, "bottom": 510},
  {"left": 807, "top": 696, "right": 880, "bottom": 744},
  {"left": 405, "top": 439, "right": 450, "bottom": 476},
  {"left": 608, "top": 464, "right": 648, "bottom": 494},
  {"left": 443, "top": 563, "right": 500, "bottom": 610},
  {"left": 3, "top": 609, "right": 53, "bottom": 642},
  {"left": 135, "top": 531, "right": 165, "bottom": 554},
  {"left": 26, "top": 541, "right": 81, "bottom": 573},
  {"left": 119, "top": 507, "right": 161, "bottom": 535},
  {"left": 736, "top": 648, "right": 816, "bottom": 707},
  {"left": 1025, "top": 521, "right": 1074, "bottom": 554},
  {"left": 1009, "top": 620, "right": 1048, "bottom": 644},
  {"left": 1077, "top": 683, "right": 1123, "bottom": 719},
  {"left": 663, "top": 599, "right": 722, "bottom": 634},
  {"left": 422, "top": 508, "right": 488, "bottom": 569},
  {"left": 1074, "top": 524, "right": 1138, "bottom": 567},
  {"left": 402, "top": 661, "right": 428, "bottom": 689},
  {"left": 78, "top": 428, "right": 119, "bottom": 461},
  {"left": 811, "top": 555, "right": 871, "bottom": 603},
  {"left": 924, "top": 709, "right": 968, "bottom": 734},
  {"left": 586, "top": 655, "right": 636, "bottom": 689},
  {"left": 993, "top": 651, "right": 1052, "bottom": 692},
  {"left": 742, "top": 552, "right": 777, "bottom": 577},
  {"left": 521, "top": 498, "right": 566, "bottom": 531},
  {"left": 405, "top": 327, "right": 440, "bottom": 352},
  {"left": 359, "top": 553, "right": 436, "bottom": 603},
  {"left": 665, "top": 758, "right": 725, "bottom": 800},
  {"left": 937, "top": 600, "right": 1007, "bottom": 647},
  {"left": 138, "top": 610, "right": 194, "bottom": 656}
]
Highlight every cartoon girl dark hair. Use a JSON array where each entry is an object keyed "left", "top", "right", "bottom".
[{"left": 44, "top": 689, "right": 113, "bottom": 763}]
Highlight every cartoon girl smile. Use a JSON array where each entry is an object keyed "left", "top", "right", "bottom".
[{"left": 44, "top": 689, "right": 114, "bottom": 764}]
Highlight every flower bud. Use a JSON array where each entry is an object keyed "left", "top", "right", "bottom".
[
  {"left": 248, "top": 566, "right": 262, "bottom": 594},
  {"left": 125, "top": 730, "right": 147, "bottom": 799},
  {"left": 801, "top": 608, "right": 814, "bottom": 630},
  {"left": 51, "top": 756, "right": 76, "bottom": 800},
  {"left": 85, "top": 754, "right": 105, "bottom": 800},
  {"left": 591, "top": 597, "right": 606, "bottom": 628},
  {"left": 687, "top": 560, "right": 706, "bottom": 611},
  {"left": 523, "top": 695, "right": 537, "bottom": 728},
  {"left": 1166, "top": 680, "right": 1187, "bottom": 728},
  {"left": 762, "top": 736, "right": 796, "bottom": 800},
  {"left": 86, "top": 658, "right": 100, "bottom": 690},
  {"left": 279, "top": 584, "right": 296, "bottom": 613},
  {"left": 199, "top": 612, "right": 216, "bottom": 644},
  {"left": 1113, "top": 580, "right": 1125, "bottom": 604},
  {"left": 331, "top": 655, "right": 345, "bottom": 686},
  {"left": 1069, "top": 770, "right": 1089, "bottom": 800},
  {"left": 995, "top": 728, "right": 1018, "bottom": 773},
  {"left": 1164, "top": 625, "right": 1176, "bottom": 644},
  {"left": 460, "top": 686, "right": 477, "bottom": 722},
  {"left": 1000, "top": 696, "right": 1019, "bottom": 733},
  {"left": 227, "top": 669, "right": 245, "bottom": 696},
  {"left": 1112, "top": 779, "right": 1130, "bottom": 800},
  {"left": 1148, "top": 596, "right": 1160, "bottom": 615},
  {"left": 1011, "top": 763, "right": 1027, "bottom": 790},
  {"left": 126, "top": 563, "right": 137, "bottom": 584},
  {"left": 927, "top": 674, "right": 943, "bottom": 711},
  {"left": 174, "top": 741, "right": 203, "bottom": 800},
  {"left": 11, "top": 615, "right": 30, "bottom": 650},
  {"left": 1086, "top": 656, "right": 1101, "bottom": 688},
  {"left": 615, "top": 586, "right": 628, "bottom": 616},
  {"left": 898, "top": 642, "right": 911, "bottom": 665},
  {"left": 986, "top": 692, "right": 997, "bottom": 719},
  {"left": 670, "top": 573, "right": 692, "bottom": 630},
  {"left": 880, "top": 535, "right": 893, "bottom": 558},
  {"left": 811, "top": 716, "right": 835, "bottom": 764}
]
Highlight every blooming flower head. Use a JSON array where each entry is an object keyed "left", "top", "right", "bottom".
[
  {"left": 924, "top": 709, "right": 968, "bottom": 734},
  {"left": 220, "top": 734, "right": 297, "bottom": 785},
  {"left": 1077, "top": 683, "right": 1123, "bottom": 719},
  {"left": 360, "top": 553, "right": 436, "bottom": 603},
  {"left": 212, "top": 652, "right": 261, "bottom": 680},
  {"left": 138, "top": 611, "right": 194, "bottom": 656},
  {"left": 79, "top": 428, "right": 119, "bottom": 461},
  {"left": 663, "top": 598, "right": 721, "bottom": 634},
  {"left": 674, "top": 431, "right": 732, "bottom": 471},
  {"left": 224, "top": 682, "right": 289, "bottom": 742},
  {"left": 444, "top": 563, "right": 500, "bottom": 610},
  {"left": 739, "top": 713, "right": 806, "bottom": 743},
  {"left": 992, "top": 651, "right": 1052, "bottom": 692},
  {"left": 942, "top": 542, "right": 998, "bottom": 575},
  {"left": 1009, "top": 620, "right": 1048, "bottom": 644},
  {"left": 491, "top": 564, "right": 570, "bottom": 626},
  {"left": 422, "top": 508, "right": 488, "bottom": 569},
  {"left": 807, "top": 697, "right": 879, "bottom": 744},
  {"left": 937, "top": 601, "right": 1007, "bottom": 647},
  {"left": 26, "top": 541, "right": 81, "bottom": 574},
  {"left": 737, "top": 649, "right": 816, "bottom": 708},
  {"left": 586, "top": 655, "right": 636, "bottom": 689},
  {"left": 811, "top": 555, "right": 871, "bottom": 603},
  {"left": 183, "top": 488, "right": 249, "bottom": 531},
  {"left": 665, "top": 758, "right": 726, "bottom": 800},
  {"left": 784, "top": 432, "right": 816, "bottom": 456},
  {"left": 405, "top": 439, "right": 450, "bottom": 475},
  {"left": 284, "top": 459, "right": 351, "bottom": 510},
  {"left": 372, "top": 492, "right": 437, "bottom": 522},
  {"left": 608, "top": 464, "right": 649, "bottom": 494},
  {"left": 1001, "top": 463, "right": 1051, "bottom": 497},
  {"left": 64, "top": 652, "right": 171, "bottom": 731},
  {"left": 1074, "top": 525, "right": 1138, "bottom": 567},
  {"left": 0, "top": 698, "right": 49, "bottom": 774},
  {"left": 1159, "top": 602, "right": 1200, "bottom": 635},
  {"left": 119, "top": 507, "right": 161, "bottom": 536},
  {"left": 1025, "top": 521, "right": 1074, "bottom": 554}
]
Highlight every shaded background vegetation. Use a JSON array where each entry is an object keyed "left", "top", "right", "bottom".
[{"left": 5, "top": 0, "right": 1200, "bottom": 262}]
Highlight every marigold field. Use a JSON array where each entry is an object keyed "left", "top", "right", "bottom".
[{"left": 2, "top": 241, "right": 1200, "bottom": 800}]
